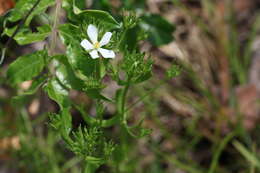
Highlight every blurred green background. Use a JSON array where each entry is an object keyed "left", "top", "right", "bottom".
[{"left": 0, "top": 0, "right": 260, "bottom": 172}]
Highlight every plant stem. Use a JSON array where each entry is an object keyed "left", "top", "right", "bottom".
[
  {"left": 208, "top": 132, "right": 236, "bottom": 173},
  {"left": 121, "top": 84, "right": 129, "bottom": 116},
  {"left": 49, "top": 0, "right": 61, "bottom": 55},
  {"left": 82, "top": 162, "right": 99, "bottom": 173},
  {"left": 0, "top": 0, "right": 42, "bottom": 65}
]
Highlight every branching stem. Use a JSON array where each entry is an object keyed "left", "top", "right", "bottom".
[{"left": 0, "top": 0, "right": 42, "bottom": 65}]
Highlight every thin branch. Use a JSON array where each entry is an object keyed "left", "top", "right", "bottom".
[
  {"left": 49, "top": 0, "right": 61, "bottom": 55},
  {"left": 0, "top": 0, "right": 42, "bottom": 65}
]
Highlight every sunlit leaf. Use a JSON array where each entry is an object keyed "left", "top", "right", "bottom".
[
  {"left": 7, "top": 50, "right": 47, "bottom": 85},
  {"left": 4, "top": 24, "right": 51, "bottom": 45},
  {"left": 54, "top": 55, "right": 85, "bottom": 91},
  {"left": 77, "top": 10, "right": 120, "bottom": 29},
  {"left": 66, "top": 44, "right": 96, "bottom": 77},
  {"left": 58, "top": 23, "right": 81, "bottom": 45},
  {"left": 8, "top": 0, "right": 55, "bottom": 25},
  {"left": 44, "top": 78, "right": 70, "bottom": 108},
  {"left": 59, "top": 24, "right": 96, "bottom": 77}
]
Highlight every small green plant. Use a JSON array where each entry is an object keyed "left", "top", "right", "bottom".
[{"left": 1, "top": 0, "right": 179, "bottom": 172}]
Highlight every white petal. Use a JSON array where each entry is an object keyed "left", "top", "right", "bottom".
[
  {"left": 98, "top": 48, "right": 115, "bottom": 58},
  {"left": 87, "top": 24, "right": 98, "bottom": 43},
  {"left": 80, "top": 39, "right": 93, "bottom": 51},
  {"left": 100, "top": 32, "right": 112, "bottom": 46},
  {"left": 89, "top": 50, "right": 99, "bottom": 59}
]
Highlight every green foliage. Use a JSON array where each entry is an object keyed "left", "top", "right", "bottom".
[
  {"left": 166, "top": 64, "right": 181, "bottom": 78},
  {"left": 58, "top": 24, "right": 96, "bottom": 78},
  {"left": 118, "top": 13, "right": 143, "bottom": 52},
  {"left": 2, "top": 1, "right": 260, "bottom": 173},
  {"left": 53, "top": 55, "right": 85, "bottom": 90},
  {"left": 141, "top": 14, "right": 175, "bottom": 46},
  {"left": 233, "top": 140, "right": 260, "bottom": 169},
  {"left": 44, "top": 78, "right": 70, "bottom": 109},
  {"left": 7, "top": 50, "right": 48, "bottom": 86},
  {"left": 44, "top": 7, "right": 159, "bottom": 171},
  {"left": 76, "top": 10, "right": 120, "bottom": 30},
  {"left": 70, "top": 126, "right": 115, "bottom": 163},
  {"left": 3, "top": 24, "right": 51, "bottom": 45},
  {"left": 7, "top": 0, "right": 55, "bottom": 25},
  {"left": 1, "top": 0, "right": 179, "bottom": 172},
  {"left": 121, "top": 51, "right": 153, "bottom": 84}
]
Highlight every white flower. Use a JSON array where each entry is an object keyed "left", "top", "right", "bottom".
[{"left": 80, "top": 24, "right": 115, "bottom": 59}]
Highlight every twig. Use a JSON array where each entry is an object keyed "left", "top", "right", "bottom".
[
  {"left": 0, "top": 0, "right": 42, "bottom": 65},
  {"left": 49, "top": 0, "right": 61, "bottom": 55}
]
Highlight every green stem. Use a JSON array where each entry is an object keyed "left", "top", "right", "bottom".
[
  {"left": 116, "top": 83, "right": 130, "bottom": 124},
  {"left": 208, "top": 132, "right": 236, "bottom": 173},
  {"left": 121, "top": 85, "right": 129, "bottom": 115},
  {"left": 82, "top": 162, "right": 99, "bottom": 173}
]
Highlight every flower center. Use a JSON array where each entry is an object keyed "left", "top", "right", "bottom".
[{"left": 93, "top": 42, "right": 100, "bottom": 49}]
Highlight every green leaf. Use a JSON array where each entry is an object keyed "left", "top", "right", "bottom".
[
  {"left": 66, "top": 44, "right": 96, "bottom": 77},
  {"left": 76, "top": 10, "right": 120, "bottom": 30},
  {"left": 44, "top": 78, "right": 70, "bottom": 108},
  {"left": 10, "top": 75, "right": 46, "bottom": 105},
  {"left": 134, "top": 71, "right": 152, "bottom": 84},
  {"left": 123, "top": 116, "right": 152, "bottom": 138},
  {"left": 54, "top": 55, "right": 86, "bottom": 91},
  {"left": 84, "top": 89, "right": 112, "bottom": 102},
  {"left": 85, "top": 156, "right": 105, "bottom": 165},
  {"left": 233, "top": 140, "right": 260, "bottom": 168},
  {"left": 4, "top": 24, "right": 51, "bottom": 45},
  {"left": 69, "top": 126, "right": 114, "bottom": 162},
  {"left": 10, "top": 75, "right": 47, "bottom": 107},
  {"left": 122, "top": 0, "right": 146, "bottom": 10},
  {"left": 58, "top": 24, "right": 82, "bottom": 45},
  {"left": 8, "top": 0, "right": 55, "bottom": 25},
  {"left": 59, "top": 24, "right": 96, "bottom": 77},
  {"left": 121, "top": 51, "right": 153, "bottom": 84},
  {"left": 166, "top": 64, "right": 181, "bottom": 78},
  {"left": 62, "top": 0, "right": 119, "bottom": 30},
  {"left": 7, "top": 50, "right": 47, "bottom": 85},
  {"left": 49, "top": 108, "right": 73, "bottom": 144},
  {"left": 22, "top": 75, "right": 46, "bottom": 95},
  {"left": 62, "top": 0, "right": 77, "bottom": 21},
  {"left": 92, "top": 0, "right": 111, "bottom": 11},
  {"left": 118, "top": 26, "right": 139, "bottom": 52},
  {"left": 141, "top": 14, "right": 175, "bottom": 46}
]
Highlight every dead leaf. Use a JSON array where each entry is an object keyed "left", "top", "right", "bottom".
[
  {"left": 236, "top": 84, "right": 260, "bottom": 130},
  {"left": 0, "top": 0, "right": 14, "bottom": 15},
  {"left": 0, "top": 136, "right": 20, "bottom": 150}
]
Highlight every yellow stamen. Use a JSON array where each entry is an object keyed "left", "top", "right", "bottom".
[{"left": 93, "top": 42, "right": 100, "bottom": 49}]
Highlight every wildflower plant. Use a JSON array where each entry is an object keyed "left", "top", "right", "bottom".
[{"left": 0, "top": 0, "right": 179, "bottom": 172}]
